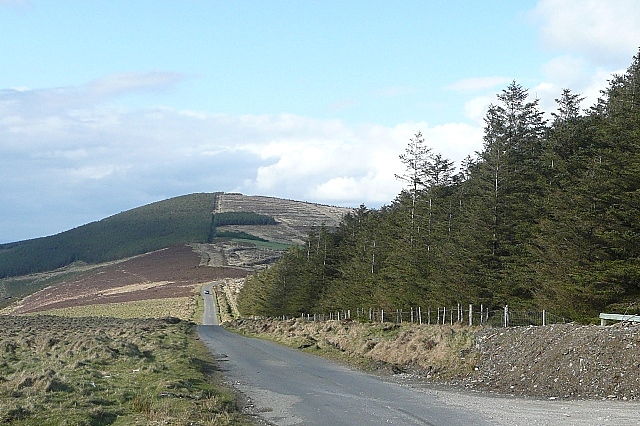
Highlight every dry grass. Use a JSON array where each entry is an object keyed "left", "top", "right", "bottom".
[
  {"left": 216, "top": 279, "right": 243, "bottom": 321},
  {"left": 0, "top": 315, "right": 251, "bottom": 425},
  {"left": 31, "top": 296, "right": 197, "bottom": 321},
  {"left": 227, "top": 318, "right": 478, "bottom": 379}
]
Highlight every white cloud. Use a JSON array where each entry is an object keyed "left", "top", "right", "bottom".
[
  {"left": 524, "top": 0, "right": 640, "bottom": 116},
  {"left": 463, "top": 96, "right": 494, "bottom": 124},
  {"left": 0, "top": 74, "right": 487, "bottom": 241},
  {"left": 531, "top": 0, "right": 640, "bottom": 67},
  {"left": 423, "top": 123, "right": 484, "bottom": 161}
]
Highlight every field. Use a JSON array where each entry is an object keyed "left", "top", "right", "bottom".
[
  {"left": 0, "top": 315, "right": 250, "bottom": 425},
  {"left": 0, "top": 244, "right": 257, "bottom": 425},
  {"left": 0, "top": 193, "right": 353, "bottom": 424}
]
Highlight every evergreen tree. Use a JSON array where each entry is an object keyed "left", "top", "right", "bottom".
[{"left": 472, "top": 81, "right": 547, "bottom": 303}]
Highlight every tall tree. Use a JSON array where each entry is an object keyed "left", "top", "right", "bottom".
[
  {"left": 395, "top": 131, "right": 432, "bottom": 247},
  {"left": 474, "top": 81, "right": 547, "bottom": 302}
]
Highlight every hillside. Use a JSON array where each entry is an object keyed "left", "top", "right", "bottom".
[
  {"left": 0, "top": 192, "right": 351, "bottom": 310},
  {"left": 0, "top": 193, "right": 216, "bottom": 278}
]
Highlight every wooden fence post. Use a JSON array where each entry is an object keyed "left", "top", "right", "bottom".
[
  {"left": 418, "top": 306, "right": 422, "bottom": 325},
  {"left": 381, "top": 309, "right": 384, "bottom": 323},
  {"left": 469, "top": 304, "right": 473, "bottom": 326}
]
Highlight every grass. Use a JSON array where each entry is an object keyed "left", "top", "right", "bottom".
[
  {"left": 28, "top": 297, "right": 198, "bottom": 321},
  {"left": 0, "top": 261, "right": 106, "bottom": 311},
  {"left": 226, "top": 318, "right": 479, "bottom": 379},
  {"left": 0, "top": 315, "right": 251, "bottom": 425}
]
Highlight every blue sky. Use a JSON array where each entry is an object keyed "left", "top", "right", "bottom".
[{"left": 1, "top": 0, "right": 639, "bottom": 243}]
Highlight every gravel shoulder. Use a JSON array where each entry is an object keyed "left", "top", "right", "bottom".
[{"left": 386, "top": 374, "right": 640, "bottom": 425}]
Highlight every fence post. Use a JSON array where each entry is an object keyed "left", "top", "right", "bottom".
[
  {"left": 469, "top": 304, "right": 473, "bottom": 326},
  {"left": 542, "top": 310, "right": 546, "bottom": 326},
  {"left": 428, "top": 307, "right": 431, "bottom": 325},
  {"left": 418, "top": 306, "right": 422, "bottom": 325},
  {"left": 381, "top": 309, "right": 384, "bottom": 323},
  {"left": 504, "top": 305, "right": 509, "bottom": 327},
  {"left": 411, "top": 307, "right": 414, "bottom": 324}
]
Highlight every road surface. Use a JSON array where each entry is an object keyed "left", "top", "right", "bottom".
[
  {"left": 201, "top": 283, "right": 219, "bottom": 325},
  {"left": 198, "top": 283, "right": 488, "bottom": 425}
]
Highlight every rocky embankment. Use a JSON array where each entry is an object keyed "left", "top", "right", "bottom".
[{"left": 226, "top": 318, "right": 640, "bottom": 401}]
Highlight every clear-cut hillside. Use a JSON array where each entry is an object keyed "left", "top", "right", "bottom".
[{"left": 215, "top": 193, "right": 353, "bottom": 245}]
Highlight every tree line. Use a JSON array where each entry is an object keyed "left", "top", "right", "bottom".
[{"left": 238, "top": 50, "right": 640, "bottom": 323}]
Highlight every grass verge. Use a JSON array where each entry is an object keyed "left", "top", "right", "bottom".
[{"left": 225, "top": 318, "right": 478, "bottom": 380}]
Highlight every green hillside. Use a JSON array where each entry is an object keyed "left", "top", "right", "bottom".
[{"left": 0, "top": 193, "right": 218, "bottom": 278}]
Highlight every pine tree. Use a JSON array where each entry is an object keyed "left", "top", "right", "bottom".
[
  {"left": 395, "top": 131, "right": 432, "bottom": 247},
  {"left": 473, "top": 81, "right": 547, "bottom": 303}
]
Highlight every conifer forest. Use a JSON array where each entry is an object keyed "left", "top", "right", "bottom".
[{"left": 238, "top": 50, "right": 640, "bottom": 323}]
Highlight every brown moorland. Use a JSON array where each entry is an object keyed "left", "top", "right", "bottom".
[{"left": 10, "top": 244, "right": 247, "bottom": 315}]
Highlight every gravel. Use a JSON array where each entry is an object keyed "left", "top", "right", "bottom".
[{"left": 459, "top": 322, "right": 640, "bottom": 400}]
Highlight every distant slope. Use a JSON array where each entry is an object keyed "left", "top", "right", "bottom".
[
  {"left": 215, "top": 193, "right": 352, "bottom": 245},
  {"left": 0, "top": 193, "right": 216, "bottom": 278},
  {"left": 0, "top": 192, "right": 352, "bottom": 279}
]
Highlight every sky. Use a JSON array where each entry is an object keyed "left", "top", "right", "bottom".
[{"left": 1, "top": 0, "right": 639, "bottom": 243}]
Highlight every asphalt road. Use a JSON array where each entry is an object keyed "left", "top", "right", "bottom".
[
  {"left": 200, "top": 283, "right": 219, "bottom": 326},
  {"left": 197, "top": 284, "right": 489, "bottom": 425}
]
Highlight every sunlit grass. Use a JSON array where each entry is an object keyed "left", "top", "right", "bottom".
[
  {"left": 0, "top": 315, "right": 250, "bottom": 425},
  {"left": 31, "top": 297, "right": 197, "bottom": 321}
]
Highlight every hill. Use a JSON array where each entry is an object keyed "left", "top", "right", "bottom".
[
  {"left": 0, "top": 192, "right": 352, "bottom": 310},
  {"left": 0, "top": 193, "right": 216, "bottom": 278}
]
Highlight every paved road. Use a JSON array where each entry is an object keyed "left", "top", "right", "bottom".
[
  {"left": 198, "top": 284, "right": 489, "bottom": 425},
  {"left": 200, "top": 283, "right": 219, "bottom": 326}
]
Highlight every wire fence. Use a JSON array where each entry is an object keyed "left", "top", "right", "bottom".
[{"left": 290, "top": 304, "right": 569, "bottom": 328}]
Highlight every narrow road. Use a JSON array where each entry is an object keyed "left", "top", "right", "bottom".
[
  {"left": 201, "top": 283, "right": 219, "bottom": 326},
  {"left": 198, "top": 284, "right": 489, "bottom": 425}
]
